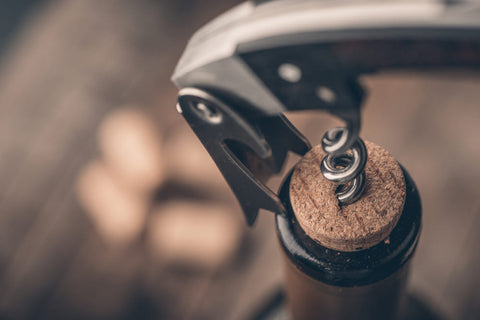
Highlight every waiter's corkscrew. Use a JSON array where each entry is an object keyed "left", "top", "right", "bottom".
[{"left": 172, "top": 0, "right": 480, "bottom": 225}]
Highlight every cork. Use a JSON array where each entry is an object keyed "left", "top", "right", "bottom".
[{"left": 289, "top": 141, "right": 406, "bottom": 252}]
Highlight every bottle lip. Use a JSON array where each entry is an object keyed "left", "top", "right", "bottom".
[{"left": 275, "top": 165, "right": 422, "bottom": 287}]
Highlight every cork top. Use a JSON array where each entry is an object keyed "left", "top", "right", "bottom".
[{"left": 289, "top": 141, "right": 406, "bottom": 252}]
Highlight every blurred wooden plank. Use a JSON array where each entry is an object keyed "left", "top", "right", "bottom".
[
  {"left": 0, "top": 0, "right": 176, "bottom": 317},
  {"left": 40, "top": 233, "right": 144, "bottom": 320},
  {"left": 0, "top": 0, "right": 247, "bottom": 318},
  {"left": 443, "top": 205, "right": 480, "bottom": 320}
]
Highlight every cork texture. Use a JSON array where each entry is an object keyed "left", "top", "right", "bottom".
[{"left": 289, "top": 141, "right": 406, "bottom": 252}]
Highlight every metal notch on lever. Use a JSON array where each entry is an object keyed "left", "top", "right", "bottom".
[{"left": 177, "top": 87, "right": 310, "bottom": 225}]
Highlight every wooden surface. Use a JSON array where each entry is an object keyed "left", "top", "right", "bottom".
[{"left": 0, "top": 1, "right": 478, "bottom": 320}]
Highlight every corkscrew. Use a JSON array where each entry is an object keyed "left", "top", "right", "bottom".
[
  {"left": 321, "top": 126, "right": 367, "bottom": 205},
  {"left": 172, "top": 0, "right": 480, "bottom": 225}
]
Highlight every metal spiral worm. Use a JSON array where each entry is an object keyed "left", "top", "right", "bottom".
[{"left": 320, "top": 127, "right": 367, "bottom": 205}]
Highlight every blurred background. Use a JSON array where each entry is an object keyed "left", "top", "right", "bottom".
[{"left": 0, "top": 0, "right": 478, "bottom": 319}]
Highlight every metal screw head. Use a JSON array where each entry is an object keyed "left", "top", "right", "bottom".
[
  {"left": 193, "top": 102, "right": 222, "bottom": 124},
  {"left": 316, "top": 86, "right": 337, "bottom": 104},
  {"left": 278, "top": 63, "right": 302, "bottom": 83}
]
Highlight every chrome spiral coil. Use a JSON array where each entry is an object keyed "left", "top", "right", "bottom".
[{"left": 320, "top": 127, "right": 367, "bottom": 205}]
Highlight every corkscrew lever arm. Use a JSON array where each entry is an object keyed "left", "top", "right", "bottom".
[{"left": 176, "top": 88, "right": 311, "bottom": 225}]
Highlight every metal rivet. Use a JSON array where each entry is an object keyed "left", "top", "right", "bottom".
[
  {"left": 193, "top": 102, "right": 222, "bottom": 124},
  {"left": 278, "top": 63, "right": 302, "bottom": 83},
  {"left": 316, "top": 86, "right": 337, "bottom": 104}
]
